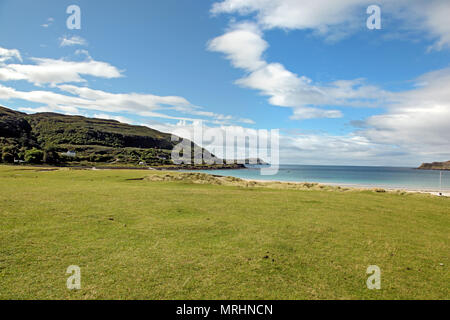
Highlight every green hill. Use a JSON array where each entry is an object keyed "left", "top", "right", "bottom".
[
  {"left": 0, "top": 106, "right": 228, "bottom": 167},
  {"left": 26, "top": 111, "right": 175, "bottom": 149}
]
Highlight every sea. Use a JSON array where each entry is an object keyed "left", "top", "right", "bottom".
[{"left": 193, "top": 165, "right": 450, "bottom": 191}]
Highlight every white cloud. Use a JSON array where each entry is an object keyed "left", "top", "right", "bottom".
[
  {"left": 59, "top": 35, "right": 88, "bottom": 47},
  {"left": 0, "top": 82, "right": 198, "bottom": 119},
  {"left": 75, "top": 49, "right": 92, "bottom": 59},
  {"left": 0, "top": 47, "right": 22, "bottom": 64},
  {"left": 0, "top": 84, "right": 89, "bottom": 109},
  {"left": 212, "top": 0, "right": 368, "bottom": 41},
  {"left": 208, "top": 22, "right": 268, "bottom": 71},
  {"left": 0, "top": 46, "right": 255, "bottom": 125},
  {"left": 425, "top": 6, "right": 450, "bottom": 51},
  {"left": 391, "top": 1, "right": 450, "bottom": 51},
  {"left": 0, "top": 82, "right": 254, "bottom": 125},
  {"left": 212, "top": 0, "right": 450, "bottom": 49},
  {"left": 206, "top": 8, "right": 450, "bottom": 161},
  {"left": 0, "top": 55, "right": 122, "bottom": 85},
  {"left": 208, "top": 23, "right": 384, "bottom": 119},
  {"left": 93, "top": 113, "right": 134, "bottom": 124},
  {"left": 17, "top": 105, "right": 82, "bottom": 115},
  {"left": 290, "top": 107, "right": 342, "bottom": 120},
  {"left": 2, "top": 68, "right": 448, "bottom": 166},
  {"left": 360, "top": 68, "right": 450, "bottom": 155},
  {"left": 142, "top": 120, "right": 267, "bottom": 161},
  {"left": 142, "top": 119, "right": 424, "bottom": 166},
  {"left": 1, "top": 31, "right": 448, "bottom": 166},
  {"left": 0, "top": 48, "right": 254, "bottom": 127},
  {"left": 57, "top": 84, "right": 192, "bottom": 112}
]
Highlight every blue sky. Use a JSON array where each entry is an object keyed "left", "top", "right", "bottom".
[{"left": 1, "top": 0, "right": 450, "bottom": 166}]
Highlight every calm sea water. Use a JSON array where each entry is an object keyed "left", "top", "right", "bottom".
[{"left": 194, "top": 165, "right": 450, "bottom": 191}]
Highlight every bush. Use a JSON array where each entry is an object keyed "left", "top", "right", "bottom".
[
  {"left": 2, "top": 146, "right": 16, "bottom": 163},
  {"left": 25, "top": 148, "right": 44, "bottom": 164},
  {"left": 43, "top": 146, "right": 60, "bottom": 164}
]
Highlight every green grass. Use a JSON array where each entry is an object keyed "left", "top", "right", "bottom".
[{"left": 0, "top": 165, "right": 448, "bottom": 300}]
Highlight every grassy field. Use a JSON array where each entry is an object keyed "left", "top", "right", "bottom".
[{"left": 0, "top": 165, "right": 448, "bottom": 299}]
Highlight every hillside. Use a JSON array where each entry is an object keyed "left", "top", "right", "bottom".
[
  {"left": 418, "top": 161, "right": 450, "bottom": 171},
  {"left": 0, "top": 107, "right": 36, "bottom": 144},
  {"left": 0, "top": 106, "right": 233, "bottom": 167}
]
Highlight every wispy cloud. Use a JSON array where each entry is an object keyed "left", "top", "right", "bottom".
[
  {"left": 75, "top": 49, "right": 92, "bottom": 60},
  {"left": 0, "top": 52, "right": 122, "bottom": 85},
  {"left": 41, "top": 17, "right": 54, "bottom": 28},
  {"left": 59, "top": 35, "right": 88, "bottom": 47},
  {"left": 0, "top": 47, "right": 22, "bottom": 64},
  {"left": 93, "top": 113, "right": 134, "bottom": 124}
]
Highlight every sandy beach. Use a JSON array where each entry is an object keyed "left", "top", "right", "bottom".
[{"left": 239, "top": 177, "right": 450, "bottom": 197}]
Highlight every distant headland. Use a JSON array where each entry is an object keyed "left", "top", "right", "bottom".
[{"left": 417, "top": 161, "right": 450, "bottom": 170}]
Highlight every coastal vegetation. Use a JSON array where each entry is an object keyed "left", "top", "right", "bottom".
[{"left": 0, "top": 166, "right": 448, "bottom": 299}]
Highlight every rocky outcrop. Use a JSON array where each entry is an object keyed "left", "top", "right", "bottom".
[{"left": 417, "top": 161, "right": 450, "bottom": 170}]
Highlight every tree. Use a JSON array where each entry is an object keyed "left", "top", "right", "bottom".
[
  {"left": 2, "top": 146, "right": 16, "bottom": 163},
  {"left": 25, "top": 148, "right": 44, "bottom": 164},
  {"left": 43, "top": 145, "right": 60, "bottom": 164},
  {"left": 18, "top": 147, "right": 27, "bottom": 160}
]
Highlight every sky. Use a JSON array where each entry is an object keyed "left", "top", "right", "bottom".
[{"left": 0, "top": 0, "right": 450, "bottom": 166}]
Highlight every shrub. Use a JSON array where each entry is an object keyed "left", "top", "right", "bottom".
[
  {"left": 25, "top": 148, "right": 44, "bottom": 164},
  {"left": 43, "top": 146, "right": 60, "bottom": 164},
  {"left": 1, "top": 146, "right": 16, "bottom": 163}
]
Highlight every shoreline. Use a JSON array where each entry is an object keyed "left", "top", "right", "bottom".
[
  {"left": 86, "top": 165, "right": 450, "bottom": 196},
  {"left": 238, "top": 177, "right": 450, "bottom": 196},
  {"left": 147, "top": 170, "right": 450, "bottom": 197},
  {"left": 6, "top": 164, "right": 449, "bottom": 196}
]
